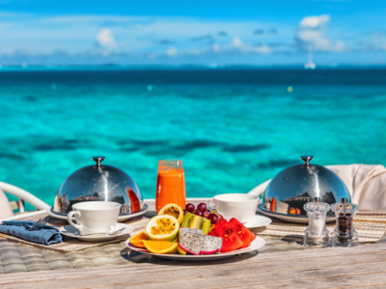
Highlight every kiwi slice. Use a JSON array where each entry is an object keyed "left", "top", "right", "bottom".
[
  {"left": 201, "top": 218, "right": 212, "bottom": 235},
  {"left": 181, "top": 212, "right": 203, "bottom": 229},
  {"left": 181, "top": 212, "right": 211, "bottom": 235},
  {"left": 181, "top": 212, "right": 194, "bottom": 227}
]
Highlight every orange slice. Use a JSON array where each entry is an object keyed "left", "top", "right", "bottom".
[
  {"left": 143, "top": 240, "right": 179, "bottom": 254},
  {"left": 129, "top": 231, "right": 149, "bottom": 248}
]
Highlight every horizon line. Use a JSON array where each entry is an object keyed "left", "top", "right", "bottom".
[{"left": 1, "top": 63, "right": 386, "bottom": 71}]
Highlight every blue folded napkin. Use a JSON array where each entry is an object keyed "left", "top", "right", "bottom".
[{"left": 0, "top": 220, "right": 63, "bottom": 245}]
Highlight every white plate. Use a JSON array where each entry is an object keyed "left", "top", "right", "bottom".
[
  {"left": 48, "top": 204, "right": 148, "bottom": 222},
  {"left": 60, "top": 223, "right": 134, "bottom": 242},
  {"left": 126, "top": 236, "right": 265, "bottom": 261},
  {"left": 257, "top": 205, "right": 335, "bottom": 224},
  {"left": 241, "top": 215, "right": 272, "bottom": 228}
]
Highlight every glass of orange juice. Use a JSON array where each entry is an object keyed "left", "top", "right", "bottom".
[{"left": 155, "top": 159, "right": 186, "bottom": 212}]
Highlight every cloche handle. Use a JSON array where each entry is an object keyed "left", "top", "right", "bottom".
[
  {"left": 300, "top": 155, "right": 314, "bottom": 168},
  {"left": 92, "top": 156, "right": 105, "bottom": 167}
]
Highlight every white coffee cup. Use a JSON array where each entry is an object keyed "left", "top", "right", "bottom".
[
  {"left": 210, "top": 193, "right": 259, "bottom": 222},
  {"left": 67, "top": 201, "right": 121, "bottom": 234}
]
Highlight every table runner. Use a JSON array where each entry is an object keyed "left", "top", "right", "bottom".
[
  {"left": 255, "top": 209, "right": 386, "bottom": 243},
  {"left": 2, "top": 209, "right": 386, "bottom": 251},
  {"left": 0, "top": 211, "right": 153, "bottom": 252}
]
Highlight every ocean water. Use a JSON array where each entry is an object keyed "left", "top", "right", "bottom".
[{"left": 1, "top": 67, "right": 386, "bottom": 210}]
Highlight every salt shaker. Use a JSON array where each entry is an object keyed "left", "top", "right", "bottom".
[
  {"left": 304, "top": 197, "right": 330, "bottom": 248},
  {"left": 331, "top": 198, "right": 358, "bottom": 247}
]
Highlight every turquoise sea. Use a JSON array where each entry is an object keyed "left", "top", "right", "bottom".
[{"left": 1, "top": 67, "right": 386, "bottom": 210}]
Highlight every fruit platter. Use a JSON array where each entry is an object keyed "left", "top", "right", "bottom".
[{"left": 126, "top": 202, "right": 266, "bottom": 261}]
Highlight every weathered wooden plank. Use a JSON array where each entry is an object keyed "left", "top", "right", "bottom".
[
  {"left": 233, "top": 274, "right": 386, "bottom": 289},
  {"left": 4, "top": 261, "right": 386, "bottom": 289},
  {"left": 2, "top": 243, "right": 386, "bottom": 284},
  {"left": 3, "top": 243, "right": 386, "bottom": 289}
]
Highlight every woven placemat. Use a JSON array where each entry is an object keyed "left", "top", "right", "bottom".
[
  {"left": 3, "top": 209, "right": 386, "bottom": 251},
  {"left": 254, "top": 210, "right": 386, "bottom": 243},
  {"left": 0, "top": 211, "right": 154, "bottom": 252}
]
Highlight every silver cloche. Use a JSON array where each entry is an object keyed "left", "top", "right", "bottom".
[
  {"left": 262, "top": 156, "right": 350, "bottom": 217},
  {"left": 53, "top": 156, "right": 143, "bottom": 216}
]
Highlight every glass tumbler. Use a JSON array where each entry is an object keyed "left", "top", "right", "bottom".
[{"left": 155, "top": 160, "right": 186, "bottom": 212}]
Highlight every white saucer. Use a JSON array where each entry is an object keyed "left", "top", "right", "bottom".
[
  {"left": 48, "top": 204, "right": 148, "bottom": 222},
  {"left": 126, "top": 236, "right": 265, "bottom": 261},
  {"left": 241, "top": 215, "right": 272, "bottom": 229},
  {"left": 60, "top": 223, "right": 134, "bottom": 242}
]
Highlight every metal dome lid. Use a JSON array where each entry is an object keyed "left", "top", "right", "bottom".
[
  {"left": 53, "top": 156, "right": 143, "bottom": 216},
  {"left": 262, "top": 156, "right": 350, "bottom": 216}
]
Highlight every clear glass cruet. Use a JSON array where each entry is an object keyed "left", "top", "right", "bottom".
[
  {"left": 331, "top": 198, "right": 358, "bottom": 247},
  {"left": 304, "top": 197, "right": 330, "bottom": 248}
]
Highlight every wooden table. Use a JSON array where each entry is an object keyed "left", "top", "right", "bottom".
[{"left": 2, "top": 199, "right": 386, "bottom": 289}]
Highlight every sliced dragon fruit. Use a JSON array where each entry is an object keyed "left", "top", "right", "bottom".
[
  {"left": 179, "top": 227, "right": 203, "bottom": 235},
  {"left": 200, "top": 235, "right": 223, "bottom": 254},
  {"left": 179, "top": 228, "right": 203, "bottom": 255},
  {"left": 179, "top": 228, "right": 223, "bottom": 255}
]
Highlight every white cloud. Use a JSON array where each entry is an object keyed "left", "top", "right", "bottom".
[
  {"left": 96, "top": 28, "right": 116, "bottom": 48},
  {"left": 232, "top": 37, "right": 242, "bottom": 47},
  {"left": 335, "top": 40, "right": 345, "bottom": 51},
  {"left": 296, "top": 14, "right": 344, "bottom": 52},
  {"left": 363, "top": 33, "right": 386, "bottom": 51},
  {"left": 213, "top": 43, "right": 220, "bottom": 53},
  {"left": 166, "top": 47, "right": 177, "bottom": 56},
  {"left": 248, "top": 45, "right": 272, "bottom": 54},
  {"left": 299, "top": 15, "right": 330, "bottom": 28},
  {"left": 232, "top": 43, "right": 272, "bottom": 54}
]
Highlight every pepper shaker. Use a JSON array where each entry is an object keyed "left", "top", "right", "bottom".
[
  {"left": 304, "top": 197, "right": 330, "bottom": 248},
  {"left": 331, "top": 198, "right": 358, "bottom": 247}
]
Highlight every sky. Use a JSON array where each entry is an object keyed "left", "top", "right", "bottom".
[{"left": 0, "top": 0, "right": 385, "bottom": 66}]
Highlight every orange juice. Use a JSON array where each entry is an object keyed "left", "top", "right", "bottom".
[{"left": 156, "top": 161, "right": 186, "bottom": 212}]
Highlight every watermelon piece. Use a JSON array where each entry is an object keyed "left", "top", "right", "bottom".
[
  {"left": 220, "top": 221, "right": 235, "bottom": 236},
  {"left": 221, "top": 231, "right": 244, "bottom": 252},
  {"left": 208, "top": 219, "right": 228, "bottom": 237},
  {"left": 229, "top": 218, "right": 256, "bottom": 248},
  {"left": 218, "top": 220, "right": 243, "bottom": 252},
  {"left": 208, "top": 219, "right": 245, "bottom": 252}
]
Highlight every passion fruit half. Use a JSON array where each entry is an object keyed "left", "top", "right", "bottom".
[
  {"left": 145, "top": 215, "right": 179, "bottom": 241},
  {"left": 158, "top": 203, "right": 184, "bottom": 224}
]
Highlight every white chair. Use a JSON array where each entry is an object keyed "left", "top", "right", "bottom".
[
  {"left": 247, "top": 179, "right": 270, "bottom": 197},
  {"left": 0, "top": 181, "right": 51, "bottom": 220}
]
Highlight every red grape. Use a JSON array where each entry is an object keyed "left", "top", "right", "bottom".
[
  {"left": 217, "top": 214, "right": 224, "bottom": 221},
  {"left": 185, "top": 203, "right": 195, "bottom": 213},
  {"left": 194, "top": 210, "right": 204, "bottom": 217},
  {"left": 208, "top": 214, "right": 219, "bottom": 224},
  {"left": 197, "top": 203, "right": 207, "bottom": 212}
]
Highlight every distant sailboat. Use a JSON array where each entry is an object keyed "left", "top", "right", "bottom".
[{"left": 304, "top": 48, "right": 316, "bottom": 70}]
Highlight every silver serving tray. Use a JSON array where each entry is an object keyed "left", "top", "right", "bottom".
[{"left": 257, "top": 204, "right": 335, "bottom": 224}]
